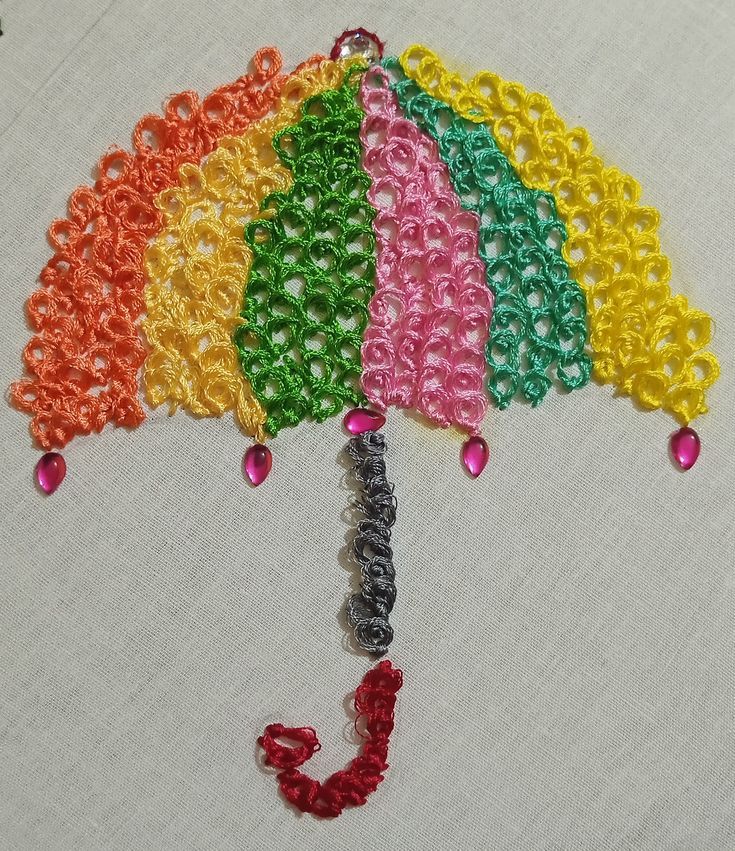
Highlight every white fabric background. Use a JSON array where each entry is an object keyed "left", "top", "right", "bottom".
[{"left": 1, "top": 1, "right": 734, "bottom": 848}]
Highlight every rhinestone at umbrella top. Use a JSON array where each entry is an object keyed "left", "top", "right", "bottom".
[{"left": 331, "top": 28, "right": 384, "bottom": 63}]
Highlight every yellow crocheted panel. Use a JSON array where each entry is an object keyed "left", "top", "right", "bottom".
[
  {"left": 400, "top": 45, "right": 719, "bottom": 425},
  {"left": 142, "top": 59, "right": 353, "bottom": 441}
]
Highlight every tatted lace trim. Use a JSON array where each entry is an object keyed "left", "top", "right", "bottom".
[
  {"left": 384, "top": 57, "right": 591, "bottom": 409},
  {"left": 234, "top": 67, "right": 376, "bottom": 437},
  {"left": 142, "top": 59, "right": 351, "bottom": 441},
  {"left": 399, "top": 44, "right": 719, "bottom": 424},
  {"left": 359, "top": 66, "right": 492, "bottom": 432},
  {"left": 10, "top": 47, "right": 315, "bottom": 450}
]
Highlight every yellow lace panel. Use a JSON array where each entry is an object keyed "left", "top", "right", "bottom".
[
  {"left": 400, "top": 45, "right": 719, "bottom": 424},
  {"left": 142, "top": 59, "right": 353, "bottom": 441}
]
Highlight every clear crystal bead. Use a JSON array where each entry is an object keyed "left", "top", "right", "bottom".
[
  {"left": 332, "top": 29, "right": 383, "bottom": 62},
  {"left": 342, "top": 33, "right": 378, "bottom": 61}
]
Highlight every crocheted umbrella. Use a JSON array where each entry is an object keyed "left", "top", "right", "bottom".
[
  {"left": 10, "top": 30, "right": 720, "bottom": 818},
  {"left": 12, "top": 41, "right": 718, "bottom": 466}
]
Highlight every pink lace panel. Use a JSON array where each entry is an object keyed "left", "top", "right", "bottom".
[{"left": 358, "top": 67, "right": 493, "bottom": 434}]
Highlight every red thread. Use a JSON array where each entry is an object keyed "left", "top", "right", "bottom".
[
  {"left": 10, "top": 48, "right": 325, "bottom": 450},
  {"left": 258, "top": 660, "right": 403, "bottom": 818}
]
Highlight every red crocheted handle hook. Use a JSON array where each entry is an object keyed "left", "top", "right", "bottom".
[
  {"left": 259, "top": 724, "right": 320, "bottom": 769},
  {"left": 258, "top": 660, "right": 403, "bottom": 818}
]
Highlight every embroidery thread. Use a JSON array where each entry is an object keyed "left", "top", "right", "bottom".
[
  {"left": 11, "top": 48, "right": 309, "bottom": 450},
  {"left": 385, "top": 57, "right": 591, "bottom": 409},
  {"left": 259, "top": 660, "right": 403, "bottom": 818},
  {"left": 345, "top": 428, "right": 398, "bottom": 656},
  {"left": 234, "top": 67, "right": 376, "bottom": 437},
  {"left": 10, "top": 32, "right": 722, "bottom": 823},
  {"left": 359, "top": 66, "right": 492, "bottom": 433},
  {"left": 143, "top": 59, "right": 353, "bottom": 441},
  {"left": 399, "top": 44, "right": 719, "bottom": 425}
]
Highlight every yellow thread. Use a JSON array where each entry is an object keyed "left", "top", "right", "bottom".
[
  {"left": 400, "top": 45, "right": 720, "bottom": 424},
  {"left": 143, "top": 59, "right": 354, "bottom": 440}
]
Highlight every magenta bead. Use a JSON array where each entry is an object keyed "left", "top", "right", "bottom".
[
  {"left": 670, "top": 427, "right": 700, "bottom": 471},
  {"left": 343, "top": 408, "right": 386, "bottom": 435},
  {"left": 462, "top": 435, "right": 489, "bottom": 478},
  {"left": 36, "top": 452, "right": 66, "bottom": 494},
  {"left": 244, "top": 444, "right": 272, "bottom": 486}
]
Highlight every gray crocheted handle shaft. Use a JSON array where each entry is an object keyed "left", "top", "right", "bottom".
[{"left": 345, "top": 430, "right": 397, "bottom": 656}]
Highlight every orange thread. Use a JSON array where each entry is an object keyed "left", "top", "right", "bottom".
[{"left": 10, "top": 48, "right": 324, "bottom": 450}]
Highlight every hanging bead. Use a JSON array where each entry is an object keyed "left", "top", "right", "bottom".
[
  {"left": 343, "top": 408, "right": 386, "bottom": 435},
  {"left": 462, "top": 435, "right": 489, "bottom": 478},
  {"left": 670, "top": 426, "right": 700, "bottom": 471},
  {"left": 244, "top": 444, "right": 272, "bottom": 486},
  {"left": 36, "top": 452, "right": 66, "bottom": 494}
]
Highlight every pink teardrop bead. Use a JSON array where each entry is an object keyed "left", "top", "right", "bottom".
[
  {"left": 670, "top": 427, "right": 700, "bottom": 471},
  {"left": 244, "top": 444, "right": 272, "bottom": 486},
  {"left": 36, "top": 452, "right": 66, "bottom": 494},
  {"left": 343, "top": 408, "right": 386, "bottom": 435},
  {"left": 462, "top": 435, "right": 489, "bottom": 478}
]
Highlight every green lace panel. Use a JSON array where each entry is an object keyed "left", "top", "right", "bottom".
[
  {"left": 385, "top": 58, "right": 592, "bottom": 409},
  {"left": 234, "top": 68, "right": 375, "bottom": 437}
]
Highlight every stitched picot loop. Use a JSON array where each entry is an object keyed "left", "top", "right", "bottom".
[
  {"left": 11, "top": 43, "right": 718, "bottom": 452},
  {"left": 141, "top": 58, "right": 353, "bottom": 442},
  {"left": 258, "top": 660, "right": 402, "bottom": 818},
  {"left": 234, "top": 66, "right": 376, "bottom": 437},
  {"left": 397, "top": 44, "right": 719, "bottom": 424},
  {"left": 358, "top": 65, "right": 493, "bottom": 432},
  {"left": 346, "top": 429, "right": 398, "bottom": 656},
  {"left": 10, "top": 47, "right": 303, "bottom": 450},
  {"left": 383, "top": 57, "right": 591, "bottom": 410}
]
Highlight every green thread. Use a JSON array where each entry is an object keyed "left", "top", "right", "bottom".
[
  {"left": 385, "top": 57, "right": 592, "bottom": 409},
  {"left": 234, "top": 68, "right": 375, "bottom": 436}
]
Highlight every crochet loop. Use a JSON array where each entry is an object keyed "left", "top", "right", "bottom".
[
  {"left": 384, "top": 56, "right": 591, "bottom": 409},
  {"left": 400, "top": 44, "right": 720, "bottom": 424},
  {"left": 142, "top": 59, "right": 351, "bottom": 440},
  {"left": 234, "top": 66, "right": 376, "bottom": 436},
  {"left": 11, "top": 47, "right": 324, "bottom": 449},
  {"left": 258, "top": 660, "right": 403, "bottom": 818}
]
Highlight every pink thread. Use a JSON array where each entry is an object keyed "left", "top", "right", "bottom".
[{"left": 358, "top": 66, "right": 493, "bottom": 434}]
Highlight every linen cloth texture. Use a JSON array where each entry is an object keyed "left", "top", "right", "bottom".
[{"left": 0, "top": 0, "right": 734, "bottom": 848}]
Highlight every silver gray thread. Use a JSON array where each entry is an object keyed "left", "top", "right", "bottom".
[{"left": 345, "top": 430, "right": 397, "bottom": 656}]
